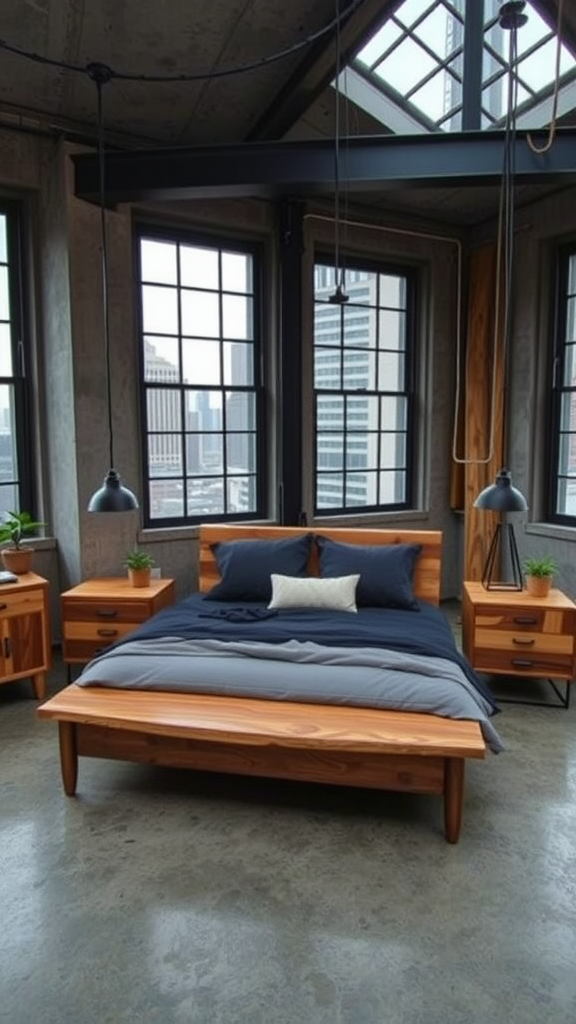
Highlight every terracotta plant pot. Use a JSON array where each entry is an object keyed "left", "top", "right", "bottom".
[
  {"left": 1, "top": 548, "right": 33, "bottom": 575},
  {"left": 128, "top": 567, "right": 151, "bottom": 588},
  {"left": 525, "top": 575, "right": 552, "bottom": 598}
]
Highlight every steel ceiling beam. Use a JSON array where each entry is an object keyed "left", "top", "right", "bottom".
[{"left": 73, "top": 128, "right": 576, "bottom": 205}]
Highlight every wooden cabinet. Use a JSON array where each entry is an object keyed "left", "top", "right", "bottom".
[
  {"left": 61, "top": 577, "right": 175, "bottom": 668},
  {"left": 0, "top": 572, "right": 51, "bottom": 699},
  {"left": 462, "top": 581, "right": 576, "bottom": 683}
]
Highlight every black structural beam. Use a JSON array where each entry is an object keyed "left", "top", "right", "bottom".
[{"left": 73, "top": 128, "right": 576, "bottom": 206}]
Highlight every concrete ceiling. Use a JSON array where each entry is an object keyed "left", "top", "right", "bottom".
[
  {"left": 0, "top": 0, "right": 378, "bottom": 146},
  {"left": 0, "top": 0, "right": 573, "bottom": 227}
]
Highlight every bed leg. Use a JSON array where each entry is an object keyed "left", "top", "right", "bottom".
[
  {"left": 443, "top": 758, "right": 464, "bottom": 844},
  {"left": 58, "top": 722, "right": 78, "bottom": 796}
]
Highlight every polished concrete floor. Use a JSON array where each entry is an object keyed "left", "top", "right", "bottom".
[{"left": 2, "top": 612, "right": 576, "bottom": 1024}]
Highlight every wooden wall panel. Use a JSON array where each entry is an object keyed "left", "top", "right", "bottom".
[{"left": 463, "top": 245, "right": 504, "bottom": 581}]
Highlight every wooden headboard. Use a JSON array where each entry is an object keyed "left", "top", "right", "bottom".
[{"left": 198, "top": 525, "right": 443, "bottom": 605}]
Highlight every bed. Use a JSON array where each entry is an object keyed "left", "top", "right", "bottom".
[{"left": 38, "top": 525, "right": 501, "bottom": 843}]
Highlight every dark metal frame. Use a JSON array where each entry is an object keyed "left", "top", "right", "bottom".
[
  {"left": 134, "top": 223, "right": 266, "bottom": 528},
  {"left": 312, "top": 252, "right": 416, "bottom": 516},
  {"left": 0, "top": 199, "right": 35, "bottom": 515},
  {"left": 548, "top": 240, "right": 576, "bottom": 527},
  {"left": 481, "top": 521, "right": 524, "bottom": 590},
  {"left": 492, "top": 678, "right": 571, "bottom": 709},
  {"left": 73, "top": 129, "right": 576, "bottom": 207}
]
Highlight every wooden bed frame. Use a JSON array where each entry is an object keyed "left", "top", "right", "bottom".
[{"left": 37, "top": 526, "right": 486, "bottom": 843}]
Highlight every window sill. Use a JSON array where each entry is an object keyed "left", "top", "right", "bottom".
[{"left": 525, "top": 522, "right": 576, "bottom": 542}]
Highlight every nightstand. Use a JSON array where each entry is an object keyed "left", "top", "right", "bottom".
[
  {"left": 461, "top": 581, "right": 576, "bottom": 708},
  {"left": 0, "top": 572, "right": 51, "bottom": 700},
  {"left": 61, "top": 577, "right": 175, "bottom": 674}
]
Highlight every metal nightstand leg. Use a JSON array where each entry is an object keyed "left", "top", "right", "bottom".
[{"left": 495, "top": 678, "right": 570, "bottom": 709}]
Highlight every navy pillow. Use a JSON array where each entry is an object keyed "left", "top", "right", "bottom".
[
  {"left": 315, "top": 536, "right": 422, "bottom": 610},
  {"left": 206, "top": 534, "right": 313, "bottom": 602}
]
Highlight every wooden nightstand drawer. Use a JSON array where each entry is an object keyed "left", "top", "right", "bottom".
[
  {"left": 474, "top": 606, "right": 576, "bottom": 635},
  {"left": 63, "top": 619, "right": 142, "bottom": 643},
  {"left": 63, "top": 600, "right": 153, "bottom": 624},
  {"left": 473, "top": 648, "right": 575, "bottom": 677},
  {"left": 0, "top": 589, "right": 45, "bottom": 616},
  {"left": 474, "top": 628, "right": 574, "bottom": 656}
]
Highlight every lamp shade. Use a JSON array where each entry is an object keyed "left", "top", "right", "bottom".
[
  {"left": 473, "top": 468, "right": 528, "bottom": 512},
  {"left": 88, "top": 469, "right": 139, "bottom": 512}
]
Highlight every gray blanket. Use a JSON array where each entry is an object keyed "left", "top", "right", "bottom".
[{"left": 78, "top": 637, "right": 504, "bottom": 753}]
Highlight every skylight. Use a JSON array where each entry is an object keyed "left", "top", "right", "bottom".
[{"left": 351, "top": 0, "right": 576, "bottom": 133}]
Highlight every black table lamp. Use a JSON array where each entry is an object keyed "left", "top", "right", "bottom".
[{"left": 473, "top": 468, "right": 528, "bottom": 590}]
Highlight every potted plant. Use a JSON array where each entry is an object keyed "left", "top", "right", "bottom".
[
  {"left": 522, "top": 555, "right": 558, "bottom": 598},
  {"left": 0, "top": 510, "right": 46, "bottom": 574},
  {"left": 123, "top": 548, "right": 156, "bottom": 588}
]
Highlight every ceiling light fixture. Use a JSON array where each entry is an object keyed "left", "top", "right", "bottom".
[
  {"left": 328, "top": 0, "right": 349, "bottom": 306},
  {"left": 473, "top": 1, "right": 528, "bottom": 590},
  {"left": 87, "top": 63, "right": 139, "bottom": 513}
]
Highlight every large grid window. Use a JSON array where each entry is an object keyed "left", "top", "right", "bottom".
[
  {"left": 313, "top": 259, "right": 415, "bottom": 514},
  {"left": 0, "top": 201, "right": 32, "bottom": 514},
  {"left": 136, "top": 228, "right": 263, "bottom": 525},
  {"left": 549, "top": 244, "right": 576, "bottom": 523}
]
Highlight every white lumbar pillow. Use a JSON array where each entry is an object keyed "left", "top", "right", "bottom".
[{"left": 268, "top": 573, "right": 360, "bottom": 613}]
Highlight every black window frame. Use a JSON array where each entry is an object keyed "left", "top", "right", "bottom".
[
  {"left": 0, "top": 198, "right": 34, "bottom": 515},
  {"left": 134, "top": 223, "right": 266, "bottom": 528},
  {"left": 548, "top": 240, "right": 576, "bottom": 525},
  {"left": 312, "top": 252, "right": 417, "bottom": 517}
]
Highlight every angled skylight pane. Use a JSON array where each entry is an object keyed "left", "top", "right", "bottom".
[
  {"left": 483, "top": 1, "right": 574, "bottom": 98},
  {"left": 356, "top": 21, "right": 402, "bottom": 69},
  {"left": 411, "top": 68, "right": 462, "bottom": 124},
  {"left": 394, "top": 0, "right": 435, "bottom": 28},
  {"left": 413, "top": 5, "right": 463, "bottom": 62},
  {"left": 518, "top": 39, "right": 573, "bottom": 93},
  {"left": 374, "top": 38, "right": 438, "bottom": 96},
  {"left": 482, "top": 79, "right": 531, "bottom": 121}
]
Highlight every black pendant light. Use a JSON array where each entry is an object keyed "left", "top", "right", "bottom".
[
  {"left": 328, "top": 0, "right": 349, "bottom": 306},
  {"left": 472, "top": 3, "right": 529, "bottom": 590},
  {"left": 87, "top": 63, "right": 138, "bottom": 513}
]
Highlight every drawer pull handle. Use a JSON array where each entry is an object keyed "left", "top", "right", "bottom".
[
  {"left": 511, "top": 658, "right": 535, "bottom": 668},
  {"left": 96, "top": 608, "right": 118, "bottom": 619},
  {"left": 512, "top": 637, "right": 535, "bottom": 646},
  {"left": 96, "top": 628, "right": 118, "bottom": 637},
  {"left": 513, "top": 616, "right": 537, "bottom": 625},
  {"left": 0, "top": 603, "right": 6, "bottom": 611},
  {"left": 3, "top": 637, "right": 10, "bottom": 658}
]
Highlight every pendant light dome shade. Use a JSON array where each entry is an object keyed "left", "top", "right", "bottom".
[
  {"left": 474, "top": 468, "right": 528, "bottom": 512},
  {"left": 86, "top": 62, "right": 139, "bottom": 513},
  {"left": 87, "top": 469, "right": 139, "bottom": 513}
]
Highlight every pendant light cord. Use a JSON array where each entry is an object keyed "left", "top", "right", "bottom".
[
  {"left": 329, "top": 0, "right": 349, "bottom": 305},
  {"left": 526, "top": 0, "right": 564, "bottom": 155},
  {"left": 452, "top": 2, "right": 525, "bottom": 466},
  {"left": 334, "top": 0, "right": 343, "bottom": 293},
  {"left": 89, "top": 62, "right": 115, "bottom": 472}
]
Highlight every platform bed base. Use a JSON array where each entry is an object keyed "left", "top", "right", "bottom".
[{"left": 40, "top": 686, "right": 486, "bottom": 844}]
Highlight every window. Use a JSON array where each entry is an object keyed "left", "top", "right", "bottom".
[
  {"left": 136, "top": 227, "right": 264, "bottom": 525},
  {"left": 549, "top": 243, "right": 576, "bottom": 523},
  {"left": 0, "top": 201, "right": 33, "bottom": 514},
  {"left": 313, "top": 259, "right": 415, "bottom": 514},
  {"left": 352, "top": 0, "right": 576, "bottom": 133}
]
